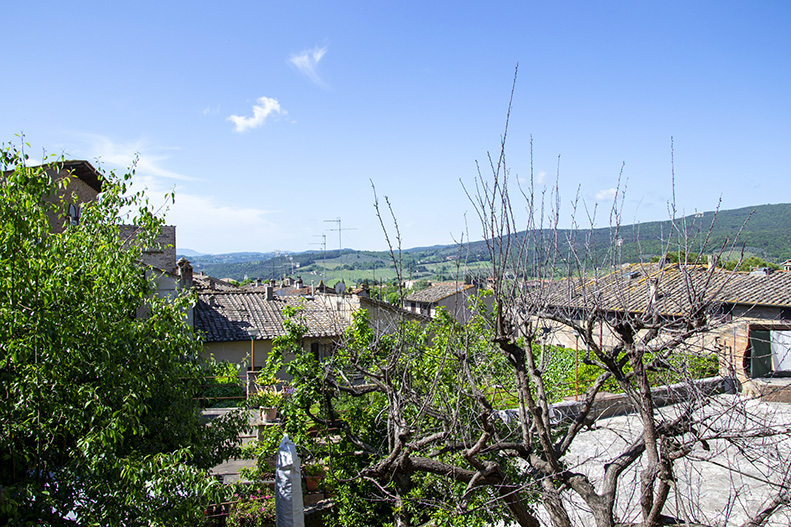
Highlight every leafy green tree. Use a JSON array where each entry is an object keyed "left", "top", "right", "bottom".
[
  {"left": 273, "top": 295, "right": 528, "bottom": 527},
  {"left": 0, "top": 143, "right": 244, "bottom": 525},
  {"left": 723, "top": 255, "right": 778, "bottom": 272}
]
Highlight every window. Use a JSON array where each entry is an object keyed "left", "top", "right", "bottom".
[
  {"left": 747, "top": 329, "right": 791, "bottom": 377},
  {"left": 311, "top": 342, "right": 332, "bottom": 362},
  {"left": 66, "top": 203, "right": 80, "bottom": 226}
]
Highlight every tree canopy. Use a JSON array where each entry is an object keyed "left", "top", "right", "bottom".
[{"left": 0, "top": 143, "right": 243, "bottom": 525}]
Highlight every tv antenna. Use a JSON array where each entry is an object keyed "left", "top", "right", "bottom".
[
  {"left": 324, "top": 217, "right": 356, "bottom": 285},
  {"left": 271, "top": 251, "right": 281, "bottom": 282},
  {"left": 311, "top": 234, "right": 327, "bottom": 285}
]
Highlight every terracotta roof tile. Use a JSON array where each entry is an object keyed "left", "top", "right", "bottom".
[
  {"left": 193, "top": 274, "right": 238, "bottom": 292},
  {"left": 548, "top": 263, "right": 791, "bottom": 316},
  {"left": 194, "top": 291, "right": 347, "bottom": 342},
  {"left": 405, "top": 283, "right": 475, "bottom": 303}
]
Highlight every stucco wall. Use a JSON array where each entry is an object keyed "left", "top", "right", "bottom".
[{"left": 203, "top": 336, "right": 336, "bottom": 385}]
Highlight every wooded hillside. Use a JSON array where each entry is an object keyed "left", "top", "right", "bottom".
[{"left": 182, "top": 203, "right": 791, "bottom": 282}]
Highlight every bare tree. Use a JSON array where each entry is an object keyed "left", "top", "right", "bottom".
[
  {"left": 287, "top": 74, "right": 791, "bottom": 527},
  {"left": 460, "top": 74, "right": 791, "bottom": 527}
]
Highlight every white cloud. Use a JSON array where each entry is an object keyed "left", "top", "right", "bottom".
[
  {"left": 595, "top": 188, "right": 618, "bottom": 201},
  {"left": 517, "top": 171, "right": 547, "bottom": 187},
  {"left": 288, "top": 46, "right": 328, "bottom": 88},
  {"left": 75, "top": 133, "right": 195, "bottom": 182},
  {"left": 227, "top": 96, "right": 286, "bottom": 132},
  {"left": 164, "top": 190, "right": 327, "bottom": 254},
  {"left": 48, "top": 132, "right": 297, "bottom": 253}
]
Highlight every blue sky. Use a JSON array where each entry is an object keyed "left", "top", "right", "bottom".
[{"left": 3, "top": 1, "right": 789, "bottom": 254}]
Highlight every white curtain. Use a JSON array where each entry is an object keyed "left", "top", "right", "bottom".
[{"left": 770, "top": 330, "right": 791, "bottom": 372}]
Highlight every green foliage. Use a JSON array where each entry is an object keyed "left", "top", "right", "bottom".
[
  {"left": 649, "top": 250, "right": 700, "bottom": 264},
  {"left": 246, "top": 390, "right": 283, "bottom": 410},
  {"left": 412, "top": 278, "right": 431, "bottom": 291},
  {"left": 227, "top": 488, "right": 275, "bottom": 527},
  {"left": 199, "top": 383, "right": 246, "bottom": 408},
  {"left": 723, "top": 255, "right": 779, "bottom": 272},
  {"left": 284, "top": 287, "right": 720, "bottom": 526},
  {"left": 539, "top": 344, "right": 720, "bottom": 401},
  {"left": 0, "top": 143, "right": 244, "bottom": 524},
  {"left": 237, "top": 427, "right": 282, "bottom": 484},
  {"left": 259, "top": 304, "right": 307, "bottom": 387},
  {"left": 282, "top": 298, "right": 520, "bottom": 526},
  {"left": 198, "top": 359, "right": 245, "bottom": 408},
  {"left": 303, "top": 462, "right": 325, "bottom": 477}
]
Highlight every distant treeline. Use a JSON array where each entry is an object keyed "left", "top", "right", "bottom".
[{"left": 180, "top": 203, "right": 791, "bottom": 282}]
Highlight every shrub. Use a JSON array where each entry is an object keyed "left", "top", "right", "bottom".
[{"left": 227, "top": 489, "right": 275, "bottom": 527}]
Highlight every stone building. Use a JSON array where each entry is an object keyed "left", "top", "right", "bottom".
[
  {"left": 537, "top": 262, "right": 791, "bottom": 400},
  {"left": 404, "top": 282, "right": 489, "bottom": 323},
  {"left": 39, "top": 160, "right": 104, "bottom": 232},
  {"left": 36, "top": 160, "right": 192, "bottom": 321},
  {"left": 194, "top": 284, "right": 428, "bottom": 388}
]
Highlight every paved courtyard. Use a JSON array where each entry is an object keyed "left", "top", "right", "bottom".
[
  {"left": 556, "top": 394, "right": 791, "bottom": 526},
  {"left": 205, "top": 395, "right": 791, "bottom": 525},
  {"left": 204, "top": 407, "right": 259, "bottom": 484}
]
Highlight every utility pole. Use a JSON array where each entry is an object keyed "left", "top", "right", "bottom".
[
  {"left": 271, "top": 251, "right": 281, "bottom": 282},
  {"left": 311, "top": 234, "right": 327, "bottom": 285},
  {"left": 324, "top": 217, "right": 355, "bottom": 286}
]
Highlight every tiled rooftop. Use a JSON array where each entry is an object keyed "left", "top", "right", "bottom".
[
  {"left": 405, "top": 283, "right": 475, "bottom": 304},
  {"left": 193, "top": 273, "right": 238, "bottom": 292},
  {"left": 194, "top": 291, "right": 347, "bottom": 342},
  {"left": 547, "top": 263, "right": 791, "bottom": 316}
]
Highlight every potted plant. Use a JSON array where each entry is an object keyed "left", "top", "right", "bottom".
[
  {"left": 247, "top": 389, "right": 282, "bottom": 422},
  {"left": 258, "top": 390, "right": 282, "bottom": 422},
  {"left": 303, "top": 463, "right": 325, "bottom": 492}
]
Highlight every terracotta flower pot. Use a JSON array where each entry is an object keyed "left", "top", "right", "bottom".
[
  {"left": 260, "top": 407, "right": 278, "bottom": 422},
  {"left": 305, "top": 475, "right": 322, "bottom": 492}
]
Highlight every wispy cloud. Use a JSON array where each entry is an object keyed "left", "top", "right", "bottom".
[
  {"left": 227, "top": 97, "right": 286, "bottom": 132},
  {"left": 517, "top": 170, "right": 547, "bottom": 187},
  {"left": 289, "top": 46, "right": 328, "bottom": 88},
  {"left": 163, "top": 187, "right": 328, "bottom": 254},
  {"left": 73, "top": 133, "right": 195, "bottom": 182},
  {"left": 38, "top": 131, "right": 297, "bottom": 253},
  {"left": 595, "top": 188, "right": 617, "bottom": 201}
]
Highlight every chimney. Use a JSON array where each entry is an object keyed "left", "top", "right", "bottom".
[
  {"left": 177, "top": 257, "right": 193, "bottom": 291},
  {"left": 647, "top": 278, "right": 659, "bottom": 315},
  {"left": 708, "top": 254, "right": 716, "bottom": 270},
  {"left": 255, "top": 278, "right": 262, "bottom": 288},
  {"left": 265, "top": 284, "right": 275, "bottom": 300},
  {"left": 295, "top": 277, "right": 303, "bottom": 289}
]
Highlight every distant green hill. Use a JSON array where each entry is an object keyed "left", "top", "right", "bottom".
[{"left": 180, "top": 203, "right": 791, "bottom": 283}]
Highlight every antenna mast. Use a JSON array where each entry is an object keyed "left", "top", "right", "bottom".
[
  {"left": 311, "top": 234, "right": 327, "bottom": 285},
  {"left": 324, "top": 217, "right": 356, "bottom": 285}
]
